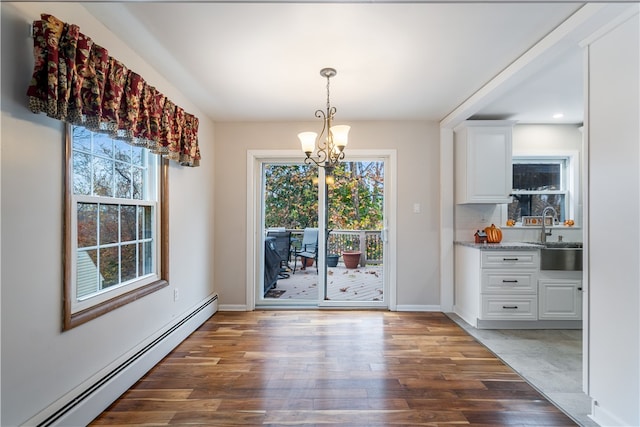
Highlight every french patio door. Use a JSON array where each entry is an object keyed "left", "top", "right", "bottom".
[{"left": 251, "top": 151, "right": 394, "bottom": 309}]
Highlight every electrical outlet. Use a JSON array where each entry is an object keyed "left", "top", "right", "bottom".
[{"left": 173, "top": 288, "right": 179, "bottom": 301}]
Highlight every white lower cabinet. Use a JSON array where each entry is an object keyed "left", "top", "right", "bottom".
[
  {"left": 455, "top": 245, "right": 583, "bottom": 328},
  {"left": 479, "top": 251, "right": 538, "bottom": 320},
  {"left": 454, "top": 246, "right": 539, "bottom": 326},
  {"left": 538, "top": 279, "right": 582, "bottom": 320}
]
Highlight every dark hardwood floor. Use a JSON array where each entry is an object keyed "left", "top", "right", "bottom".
[{"left": 91, "top": 311, "right": 577, "bottom": 426}]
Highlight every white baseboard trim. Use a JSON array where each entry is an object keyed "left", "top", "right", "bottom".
[
  {"left": 29, "top": 293, "right": 218, "bottom": 427},
  {"left": 395, "top": 305, "right": 442, "bottom": 312},
  {"left": 591, "top": 400, "right": 631, "bottom": 427}
]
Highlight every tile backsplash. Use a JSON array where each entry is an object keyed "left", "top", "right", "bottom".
[{"left": 455, "top": 203, "right": 583, "bottom": 243}]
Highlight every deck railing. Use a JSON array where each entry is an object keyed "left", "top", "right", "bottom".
[{"left": 289, "top": 229, "right": 383, "bottom": 265}]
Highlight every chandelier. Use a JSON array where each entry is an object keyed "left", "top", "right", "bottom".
[{"left": 298, "top": 67, "right": 350, "bottom": 170}]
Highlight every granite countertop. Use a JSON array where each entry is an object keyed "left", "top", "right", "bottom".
[{"left": 455, "top": 241, "right": 545, "bottom": 250}]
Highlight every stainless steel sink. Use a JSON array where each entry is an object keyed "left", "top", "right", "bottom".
[
  {"left": 540, "top": 242, "right": 583, "bottom": 270},
  {"left": 543, "top": 242, "right": 583, "bottom": 249}
]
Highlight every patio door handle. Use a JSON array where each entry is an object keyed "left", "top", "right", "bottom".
[{"left": 381, "top": 228, "right": 389, "bottom": 243}]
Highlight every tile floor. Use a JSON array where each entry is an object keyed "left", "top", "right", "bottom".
[{"left": 448, "top": 313, "right": 598, "bottom": 427}]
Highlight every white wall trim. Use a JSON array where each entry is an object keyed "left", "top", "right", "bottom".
[
  {"left": 439, "top": 127, "right": 455, "bottom": 312},
  {"left": 581, "top": 46, "right": 591, "bottom": 397},
  {"left": 579, "top": 5, "right": 640, "bottom": 47},
  {"left": 24, "top": 294, "right": 218, "bottom": 427}
]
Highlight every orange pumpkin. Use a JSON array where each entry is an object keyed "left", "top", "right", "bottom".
[{"left": 484, "top": 224, "right": 502, "bottom": 243}]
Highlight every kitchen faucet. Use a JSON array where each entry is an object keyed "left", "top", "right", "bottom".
[{"left": 540, "top": 206, "right": 558, "bottom": 243}]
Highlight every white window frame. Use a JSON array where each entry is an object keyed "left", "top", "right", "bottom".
[
  {"left": 64, "top": 125, "right": 168, "bottom": 330},
  {"left": 502, "top": 150, "right": 579, "bottom": 226}
]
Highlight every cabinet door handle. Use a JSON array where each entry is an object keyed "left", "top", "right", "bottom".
[
  {"left": 578, "top": 287, "right": 583, "bottom": 291},
  {"left": 502, "top": 305, "right": 518, "bottom": 309},
  {"left": 503, "top": 258, "right": 519, "bottom": 261},
  {"left": 502, "top": 279, "right": 518, "bottom": 283}
]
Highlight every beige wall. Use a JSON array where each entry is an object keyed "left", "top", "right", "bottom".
[
  {"left": 1, "top": 3, "right": 216, "bottom": 425},
  {"left": 214, "top": 121, "right": 442, "bottom": 308}
]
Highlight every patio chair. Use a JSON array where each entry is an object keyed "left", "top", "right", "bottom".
[
  {"left": 292, "top": 227, "right": 318, "bottom": 274},
  {"left": 266, "top": 230, "right": 292, "bottom": 279}
]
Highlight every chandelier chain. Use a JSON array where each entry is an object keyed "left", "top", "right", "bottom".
[{"left": 326, "top": 74, "right": 331, "bottom": 114}]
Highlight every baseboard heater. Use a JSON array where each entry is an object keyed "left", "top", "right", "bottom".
[{"left": 36, "top": 294, "right": 218, "bottom": 427}]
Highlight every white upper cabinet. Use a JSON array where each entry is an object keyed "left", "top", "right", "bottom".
[{"left": 455, "top": 120, "right": 515, "bottom": 204}]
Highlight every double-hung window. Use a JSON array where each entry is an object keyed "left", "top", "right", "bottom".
[
  {"left": 65, "top": 125, "right": 168, "bottom": 329},
  {"left": 507, "top": 156, "right": 574, "bottom": 224}
]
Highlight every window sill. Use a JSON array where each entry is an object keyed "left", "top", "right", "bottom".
[
  {"left": 504, "top": 224, "right": 581, "bottom": 230},
  {"left": 64, "top": 279, "right": 168, "bottom": 331}
]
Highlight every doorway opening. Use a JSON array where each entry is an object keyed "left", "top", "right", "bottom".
[{"left": 248, "top": 150, "right": 396, "bottom": 309}]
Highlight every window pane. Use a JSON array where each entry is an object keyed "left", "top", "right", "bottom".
[
  {"left": 132, "top": 146, "right": 144, "bottom": 166},
  {"left": 100, "top": 246, "right": 119, "bottom": 288},
  {"left": 121, "top": 205, "right": 137, "bottom": 242},
  {"left": 139, "top": 241, "right": 153, "bottom": 275},
  {"left": 139, "top": 206, "right": 153, "bottom": 239},
  {"left": 132, "top": 167, "right": 143, "bottom": 200},
  {"left": 509, "top": 194, "right": 565, "bottom": 222},
  {"left": 121, "top": 243, "right": 137, "bottom": 282},
  {"left": 114, "top": 139, "right": 132, "bottom": 163},
  {"left": 72, "top": 126, "right": 92, "bottom": 152},
  {"left": 264, "top": 164, "right": 318, "bottom": 230},
  {"left": 77, "top": 203, "right": 98, "bottom": 247},
  {"left": 115, "top": 162, "right": 132, "bottom": 199},
  {"left": 513, "top": 163, "right": 561, "bottom": 191},
  {"left": 100, "top": 204, "right": 119, "bottom": 244},
  {"left": 73, "top": 153, "right": 92, "bottom": 195},
  {"left": 76, "top": 249, "right": 99, "bottom": 299},
  {"left": 93, "top": 157, "right": 114, "bottom": 197},
  {"left": 93, "top": 133, "right": 113, "bottom": 157}
]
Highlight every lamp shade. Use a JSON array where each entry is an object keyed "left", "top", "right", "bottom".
[
  {"left": 330, "top": 125, "right": 350, "bottom": 150},
  {"left": 298, "top": 132, "right": 317, "bottom": 154}
]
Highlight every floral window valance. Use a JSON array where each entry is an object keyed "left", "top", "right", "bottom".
[{"left": 26, "top": 14, "right": 201, "bottom": 167}]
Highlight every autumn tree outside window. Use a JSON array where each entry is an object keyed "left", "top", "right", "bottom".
[{"left": 65, "top": 125, "right": 168, "bottom": 330}]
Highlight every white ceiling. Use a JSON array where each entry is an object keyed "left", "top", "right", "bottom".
[{"left": 84, "top": 2, "right": 594, "bottom": 125}]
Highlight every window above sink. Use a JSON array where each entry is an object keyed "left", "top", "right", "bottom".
[{"left": 502, "top": 148, "right": 580, "bottom": 228}]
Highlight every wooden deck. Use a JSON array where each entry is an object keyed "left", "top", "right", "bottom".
[
  {"left": 265, "top": 259, "right": 384, "bottom": 302},
  {"left": 91, "top": 311, "right": 577, "bottom": 426}
]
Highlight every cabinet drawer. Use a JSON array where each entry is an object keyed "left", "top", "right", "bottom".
[
  {"left": 481, "top": 271, "right": 537, "bottom": 293},
  {"left": 481, "top": 296, "right": 537, "bottom": 320},
  {"left": 482, "top": 251, "right": 539, "bottom": 269}
]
